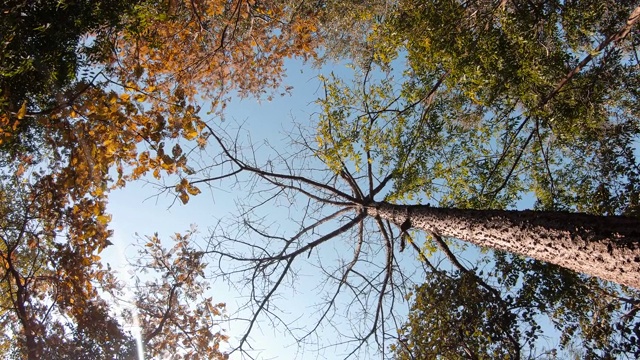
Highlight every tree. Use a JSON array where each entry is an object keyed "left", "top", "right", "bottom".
[
  {"left": 365, "top": 203, "right": 640, "bottom": 288},
  {"left": 0, "top": 0, "right": 328, "bottom": 246},
  {"left": 298, "top": 0, "right": 394, "bottom": 66},
  {"left": 0, "top": 0, "right": 327, "bottom": 357},
  {"left": 127, "top": 229, "right": 229, "bottom": 359},
  {"left": 1, "top": 0, "right": 323, "bottom": 168},
  {"left": 369, "top": 0, "right": 640, "bottom": 214},
  {"left": 393, "top": 270, "right": 527, "bottom": 359},
  {"left": 0, "top": 0, "right": 141, "bottom": 154},
  {"left": 0, "top": 176, "right": 136, "bottom": 359},
  {"left": 3, "top": 0, "right": 640, "bottom": 358},
  {"left": 0, "top": 173, "right": 230, "bottom": 359},
  {"left": 0, "top": 0, "right": 136, "bottom": 106},
  {"left": 180, "top": 97, "right": 640, "bottom": 356},
  {"left": 157, "top": 3, "right": 640, "bottom": 356},
  {"left": 392, "top": 250, "right": 640, "bottom": 359}
]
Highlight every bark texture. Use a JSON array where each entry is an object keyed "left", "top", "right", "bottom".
[{"left": 366, "top": 202, "right": 640, "bottom": 289}]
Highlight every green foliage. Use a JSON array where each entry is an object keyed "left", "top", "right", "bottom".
[
  {"left": 393, "top": 270, "right": 524, "bottom": 359},
  {"left": 0, "top": 0, "right": 141, "bottom": 158},
  {"left": 493, "top": 254, "right": 640, "bottom": 358},
  {"left": 313, "top": 1, "right": 640, "bottom": 358},
  {"left": 358, "top": 0, "right": 640, "bottom": 213},
  {"left": 394, "top": 255, "right": 640, "bottom": 359},
  {"left": 0, "top": 0, "right": 138, "bottom": 109},
  {"left": 316, "top": 68, "right": 533, "bottom": 208}
]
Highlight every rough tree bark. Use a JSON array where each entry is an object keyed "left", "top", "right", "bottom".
[{"left": 366, "top": 202, "right": 640, "bottom": 289}]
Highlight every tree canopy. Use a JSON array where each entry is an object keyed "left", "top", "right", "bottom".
[
  {"left": 1, "top": 0, "right": 640, "bottom": 358},
  {"left": 0, "top": 0, "right": 322, "bottom": 357}
]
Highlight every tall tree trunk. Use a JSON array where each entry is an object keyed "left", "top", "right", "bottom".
[{"left": 365, "top": 202, "right": 640, "bottom": 289}]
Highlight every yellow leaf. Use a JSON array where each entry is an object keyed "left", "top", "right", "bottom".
[
  {"left": 97, "top": 214, "right": 112, "bottom": 224},
  {"left": 93, "top": 186, "right": 104, "bottom": 196},
  {"left": 139, "top": 151, "right": 150, "bottom": 163},
  {"left": 187, "top": 184, "right": 201, "bottom": 196},
  {"left": 183, "top": 120, "right": 198, "bottom": 140},
  {"left": 179, "top": 192, "right": 189, "bottom": 204},
  {"left": 17, "top": 101, "right": 27, "bottom": 119}
]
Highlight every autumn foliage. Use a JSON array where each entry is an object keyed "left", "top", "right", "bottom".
[{"left": 0, "top": 0, "right": 322, "bottom": 358}]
